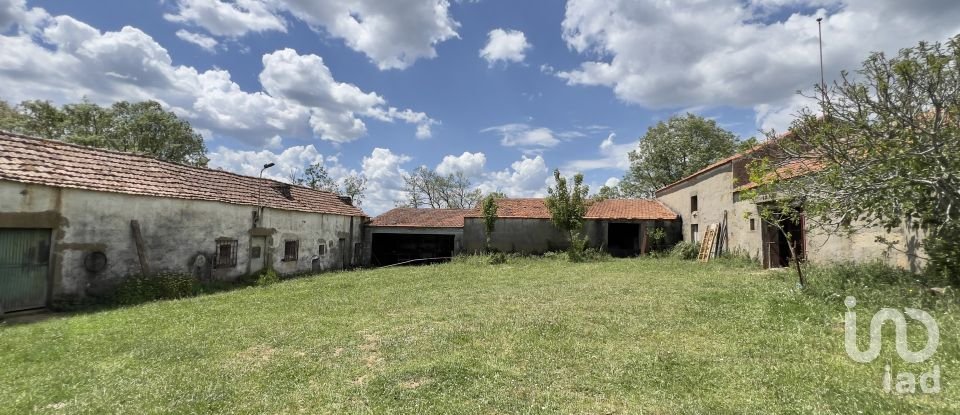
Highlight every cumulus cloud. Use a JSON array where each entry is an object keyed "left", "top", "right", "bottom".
[
  {"left": 436, "top": 151, "right": 486, "bottom": 178},
  {"left": 482, "top": 123, "right": 560, "bottom": 149},
  {"left": 164, "top": 0, "right": 285, "bottom": 37},
  {"left": 165, "top": 0, "right": 460, "bottom": 70},
  {"left": 559, "top": 0, "right": 960, "bottom": 130},
  {"left": 563, "top": 132, "right": 638, "bottom": 173},
  {"left": 361, "top": 147, "right": 413, "bottom": 214},
  {"left": 479, "top": 28, "right": 531, "bottom": 66},
  {"left": 175, "top": 29, "right": 218, "bottom": 51},
  {"left": 208, "top": 144, "right": 334, "bottom": 182},
  {"left": 476, "top": 155, "right": 551, "bottom": 197},
  {"left": 0, "top": 4, "right": 436, "bottom": 145}
]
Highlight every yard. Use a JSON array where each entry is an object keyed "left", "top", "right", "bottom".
[{"left": 1, "top": 257, "right": 957, "bottom": 414}]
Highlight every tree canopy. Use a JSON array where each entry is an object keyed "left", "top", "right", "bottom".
[
  {"left": 398, "top": 166, "right": 482, "bottom": 209},
  {"left": 746, "top": 35, "right": 960, "bottom": 283},
  {"left": 0, "top": 99, "right": 208, "bottom": 167},
  {"left": 290, "top": 162, "right": 368, "bottom": 206},
  {"left": 620, "top": 113, "right": 739, "bottom": 197}
]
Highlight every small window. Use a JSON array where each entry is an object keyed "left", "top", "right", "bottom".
[
  {"left": 690, "top": 195, "right": 698, "bottom": 213},
  {"left": 750, "top": 218, "right": 756, "bottom": 231},
  {"left": 283, "top": 240, "right": 299, "bottom": 261},
  {"left": 215, "top": 239, "right": 238, "bottom": 268},
  {"left": 318, "top": 244, "right": 326, "bottom": 255},
  {"left": 691, "top": 224, "right": 699, "bottom": 243}
]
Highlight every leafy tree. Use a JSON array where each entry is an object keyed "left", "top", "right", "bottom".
[
  {"left": 399, "top": 166, "right": 482, "bottom": 209},
  {"left": 481, "top": 193, "right": 500, "bottom": 251},
  {"left": 620, "top": 113, "right": 738, "bottom": 197},
  {"left": 747, "top": 35, "right": 960, "bottom": 284},
  {"left": 594, "top": 184, "right": 623, "bottom": 201},
  {"left": 290, "top": 163, "right": 368, "bottom": 206},
  {"left": 291, "top": 163, "right": 338, "bottom": 192},
  {"left": 340, "top": 175, "right": 368, "bottom": 207},
  {"left": 545, "top": 169, "right": 590, "bottom": 261},
  {"left": 0, "top": 99, "right": 208, "bottom": 167}
]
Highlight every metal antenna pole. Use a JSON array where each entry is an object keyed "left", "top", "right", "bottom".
[{"left": 817, "top": 17, "right": 826, "bottom": 105}]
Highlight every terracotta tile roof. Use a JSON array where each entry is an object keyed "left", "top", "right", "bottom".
[
  {"left": 0, "top": 132, "right": 366, "bottom": 217},
  {"left": 735, "top": 157, "right": 825, "bottom": 191},
  {"left": 464, "top": 198, "right": 677, "bottom": 220},
  {"left": 369, "top": 208, "right": 472, "bottom": 228},
  {"left": 586, "top": 199, "right": 678, "bottom": 220}
]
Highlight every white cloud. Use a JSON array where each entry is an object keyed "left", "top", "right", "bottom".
[
  {"left": 482, "top": 123, "right": 560, "bottom": 149},
  {"left": 208, "top": 144, "right": 331, "bottom": 182},
  {"left": 175, "top": 29, "right": 218, "bottom": 52},
  {"left": 604, "top": 177, "right": 621, "bottom": 188},
  {"left": 164, "top": 0, "right": 286, "bottom": 37},
  {"left": 479, "top": 28, "right": 531, "bottom": 66},
  {"left": 563, "top": 133, "right": 638, "bottom": 173},
  {"left": 477, "top": 155, "right": 550, "bottom": 197},
  {"left": 361, "top": 147, "right": 413, "bottom": 214},
  {"left": 0, "top": 5, "right": 435, "bottom": 145},
  {"left": 559, "top": 0, "right": 960, "bottom": 131},
  {"left": 164, "top": 0, "right": 459, "bottom": 70},
  {"left": 436, "top": 151, "right": 486, "bottom": 178}
]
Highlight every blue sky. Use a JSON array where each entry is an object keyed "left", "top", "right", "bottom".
[{"left": 3, "top": 0, "right": 959, "bottom": 214}]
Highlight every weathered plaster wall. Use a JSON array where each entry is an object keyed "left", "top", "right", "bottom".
[
  {"left": 0, "top": 180, "right": 361, "bottom": 302},
  {"left": 462, "top": 218, "right": 606, "bottom": 254},
  {"left": 656, "top": 165, "right": 737, "bottom": 245}
]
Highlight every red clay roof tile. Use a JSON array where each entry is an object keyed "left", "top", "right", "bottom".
[
  {"left": 0, "top": 132, "right": 366, "bottom": 217},
  {"left": 463, "top": 198, "right": 677, "bottom": 221},
  {"left": 369, "top": 208, "right": 473, "bottom": 228}
]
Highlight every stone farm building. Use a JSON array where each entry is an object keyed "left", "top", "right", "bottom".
[
  {"left": 0, "top": 132, "right": 365, "bottom": 313},
  {"left": 364, "top": 208, "right": 473, "bottom": 266},
  {"left": 461, "top": 198, "right": 681, "bottom": 256},
  {"left": 655, "top": 149, "right": 925, "bottom": 270}
]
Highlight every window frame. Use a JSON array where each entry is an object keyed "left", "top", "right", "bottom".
[
  {"left": 690, "top": 195, "right": 698, "bottom": 213},
  {"left": 215, "top": 239, "right": 238, "bottom": 268},
  {"left": 283, "top": 240, "right": 299, "bottom": 262}
]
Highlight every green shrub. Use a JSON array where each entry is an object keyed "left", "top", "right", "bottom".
[
  {"left": 256, "top": 269, "right": 280, "bottom": 286},
  {"left": 566, "top": 232, "right": 589, "bottom": 262},
  {"left": 111, "top": 272, "right": 199, "bottom": 305},
  {"left": 488, "top": 252, "right": 508, "bottom": 265},
  {"left": 670, "top": 241, "right": 699, "bottom": 260}
]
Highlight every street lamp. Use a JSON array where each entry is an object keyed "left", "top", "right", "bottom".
[{"left": 255, "top": 162, "right": 275, "bottom": 226}]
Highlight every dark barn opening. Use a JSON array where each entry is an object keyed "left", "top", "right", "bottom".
[
  {"left": 371, "top": 233, "right": 455, "bottom": 266},
  {"left": 762, "top": 209, "right": 806, "bottom": 268},
  {"left": 607, "top": 223, "right": 641, "bottom": 257}
]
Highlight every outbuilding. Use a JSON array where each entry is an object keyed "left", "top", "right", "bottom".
[
  {"left": 364, "top": 208, "right": 472, "bottom": 266},
  {"left": 0, "top": 132, "right": 366, "bottom": 313},
  {"left": 462, "top": 198, "right": 681, "bottom": 256}
]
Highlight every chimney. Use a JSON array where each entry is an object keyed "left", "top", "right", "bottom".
[{"left": 338, "top": 196, "right": 353, "bottom": 206}]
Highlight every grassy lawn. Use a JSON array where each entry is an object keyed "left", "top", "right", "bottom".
[{"left": 1, "top": 257, "right": 957, "bottom": 414}]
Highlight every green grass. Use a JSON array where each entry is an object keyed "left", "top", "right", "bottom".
[{"left": 1, "top": 257, "right": 957, "bottom": 414}]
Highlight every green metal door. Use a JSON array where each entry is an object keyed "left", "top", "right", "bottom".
[{"left": 0, "top": 229, "right": 51, "bottom": 312}]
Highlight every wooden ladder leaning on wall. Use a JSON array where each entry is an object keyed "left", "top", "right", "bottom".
[{"left": 697, "top": 223, "right": 719, "bottom": 262}]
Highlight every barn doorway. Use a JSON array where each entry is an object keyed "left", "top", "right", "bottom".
[
  {"left": 370, "top": 233, "right": 455, "bottom": 266},
  {"left": 0, "top": 229, "right": 51, "bottom": 312},
  {"left": 607, "top": 223, "right": 641, "bottom": 257},
  {"left": 761, "top": 210, "right": 806, "bottom": 268}
]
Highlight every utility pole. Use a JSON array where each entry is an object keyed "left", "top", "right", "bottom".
[{"left": 816, "top": 17, "right": 827, "bottom": 105}]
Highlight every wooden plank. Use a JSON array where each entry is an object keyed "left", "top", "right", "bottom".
[{"left": 130, "top": 220, "right": 151, "bottom": 276}]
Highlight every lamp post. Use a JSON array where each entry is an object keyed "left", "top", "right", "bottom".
[{"left": 256, "top": 162, "right": 275, "bottom": 226}]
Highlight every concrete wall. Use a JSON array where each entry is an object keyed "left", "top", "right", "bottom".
[
  {"left": 0, "top": 180, "right": 362, "bottom": 302},
  {"left": 461, "top": 218, "right": 679, "bottom": 254}
]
